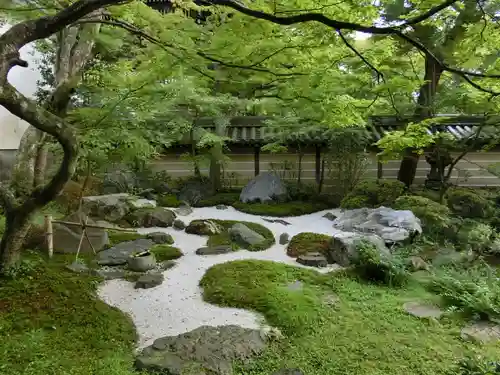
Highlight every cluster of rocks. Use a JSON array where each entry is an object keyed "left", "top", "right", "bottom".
[{"left": 285, "top": 206, "right": 423, "bottom": 269}]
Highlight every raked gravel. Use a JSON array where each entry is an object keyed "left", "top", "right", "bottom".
[{"left": 97, "top": 206, "right": 343, "bottom": 349}]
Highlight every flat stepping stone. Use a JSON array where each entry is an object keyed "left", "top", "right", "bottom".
[
  {"left": 403, "top": 302, "right": 443, "bottom": 319},
  {"left": 135, "top": 273, "right": 164, "bottom": 289},
  {"left": 322, "top": 293, "right": 339, "bottom": 307},
  {"left": 196, "top": 245, "right": 233, "bottom": 255},
  {"left": 296, "top": 252, "right": 328, "bottom": 268},
  {"left": 286, "top": 280, "right": 303, "bottom": 291},
  {"left": 461, "top": 321, "right": 500, "bottom": 344}
]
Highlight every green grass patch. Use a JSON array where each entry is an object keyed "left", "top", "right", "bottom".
[
  {"left": 0, "top": 253, "right": 138, "bottom": 375},
  {"left": 150, "top": 244, "right": 183, "bottom": 261},
  {"left": 200, "top": 260, "right": 500, "bottom": 375},
  {"left": 232, "top": 201, "right": 328, "bottom": 216},
  {"left": 108, "top": 230, "right": 147, "bottom": 246},
  {"left": 287, "top": 232, "right": 330, "bottom": 257}
]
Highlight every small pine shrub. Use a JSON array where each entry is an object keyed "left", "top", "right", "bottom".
[
  {"left": 340, "top": 195, "right": 370, "bottom": 209},
  {"left": 393, "top": 195, "right": 451, "bottom": 232},
  {"left": 447, "top": 188, "right": 494, "bottom": 219},
  {"left": 456, "top": 219, "right": 494, "bottom": 253},
  {"left": 351, "top": 240, "right": 408, "bottom": 287},
  {"left": 340, "top": 179, "right": 405, "bottom": 209}
]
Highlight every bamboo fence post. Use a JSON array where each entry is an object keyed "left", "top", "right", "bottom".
[{"left": 45, "top": 215, "right": 53, "bottom": 258}]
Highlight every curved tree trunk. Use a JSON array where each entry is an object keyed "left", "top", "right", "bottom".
[{"left": 397, "top": 55, "right": 443, "bottom": 187}]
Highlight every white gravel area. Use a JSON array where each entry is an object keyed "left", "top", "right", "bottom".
[{"left": 97, "top": 206, "right": 343, "bottom": 349}]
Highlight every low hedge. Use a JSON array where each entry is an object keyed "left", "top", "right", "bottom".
[
  {"left": 286, "top": 232, "right": 330, "bottom": 257},
  {"left": 233, "top": 201, "right": 328, "bottom": 217}
]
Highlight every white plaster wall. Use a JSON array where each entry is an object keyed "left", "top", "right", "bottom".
[{"left": 0, "top": 24, "right": 43, "bottom": 150}]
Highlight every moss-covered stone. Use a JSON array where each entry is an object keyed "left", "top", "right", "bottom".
[
  {"left": 107, "top": 230, "right": 147, "bottom": 247},
  {"left": 150, "top": 244, "right": 183, "bottom": 261},
  {"left": 287, "top": 232, "right": 330, "bottom": 257},
  {"left": 157, "top": 194, "right": 182, "bottom": 208}
]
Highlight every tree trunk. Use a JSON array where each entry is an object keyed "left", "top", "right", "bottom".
[
  {"left": 397, "top": 56, "right": 443, "bottom": 187},
  {"left": 0, "top": 211, "right": 31, "bottom": 272}
]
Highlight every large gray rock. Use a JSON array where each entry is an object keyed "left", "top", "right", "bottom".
[
  {"left": 53, "top": 212, "right": 109, "bottom": 254},
  {"left": 82, "top": 193, "right": 132, "bottom": 222},
  {"left": 96, "top": 239, "right": 154, "bottom": 266},
  {"left": 326, "top": 232, "right": 389, "bottom": 267},
  {"left": 135, "top": 325, "right": 268, "bottom": 375},
  {"left": 332, "top": 207, "right": 422, "bottom": 244},
  {"left": 126, "top": 207, "right": 176, "bottom": 228},
  {"left": 239, "top": 171, "right": 287, "bottom": 203},
  {"left": 229, "top": 223, "right": 265, "bottom": 247}
]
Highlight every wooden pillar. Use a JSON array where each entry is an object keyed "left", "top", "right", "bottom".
[
  {"left": 315, "top": 145, "right": 321, "bottom": 184},
  {"left": 254, "top": 146, "right": 260, "bottom": 176}
]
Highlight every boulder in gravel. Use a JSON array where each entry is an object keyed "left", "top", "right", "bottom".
[
  {"left": 173, "top": 219, "right": 186, "bottom": 230},
  {"left": 126, "top": 207, "right": 176, "bottom": 228},
  {"left": 96, "top": 239, "right": 154, "bottom": 266},
  {"left": 185, "top": 220, "right": 223, "bottom": 236},
  {"left": 135, "top": 273, "right": 164, "bottom": 289},
  {"left": 279, "top": 233, "right": 290, "bottom": 245},
  {"left": 135, "top": 325, "right": 268, "bottom": 375},
  {"left": 147, "top": 232, "right": 174, "bottom": 244},
  {"left": 82, "top": 193, "right": 132, "bottom": 222},
  {"left": 296, "top": 252, "right": 328, "bottom": 268},
  {"left": 175, "top": 202, "right": 193, "bottom": 216},
  {"left": 332, "top": 207, "right": 422, "bottom": 244},
  {"left": 323, "top": 212, "right": 337, "bottom": 221},
  {"left": 196, "top": 245, "right": 233, "bottom": 255},
  {"left": 239, "top": 171, "right": 287, "bottom": 203},
  {"left": 229, "top": 223, "right": 266, "bottom": 247},
  {"left": 53, "top": 211, "right": 109, "bottom": 254},
  {"left": 216, "top": 204, "right": 228, "bottom": 210},
  {"left": 326, "top": 232, "right": 389, "bottom": 267}
]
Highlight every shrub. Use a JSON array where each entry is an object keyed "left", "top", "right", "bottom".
[
  {"left": 427, "top": 263, "right": 500, "bottom": 321},
  {"left": 393, "top": 195, "right": 451, "bottom": 232},
  {"left": 194, "top": 192, "right": 240, "bottom": 207},
  {"left": 446, "top": 187, "right": 494, "bottom": 219},
  {"left": 56, "top": 180, "right": 92, "bottom": 212},
  {"left": 233, "top": 201, "right": 328, "bottom": 216},
  {"left": 157, "top": 194, "right": 182, "bottom": 208},
  {"left": 351, "top": 240, "right": 408, "bottom": 287},
  {"left": 150, "top": 244, "right": 183, "bottom": 261},
  {"left": 456, "top": 219, "right": 494, "bottom": 252},
  {"left": 340, "top": 195, "right": 370, "bottom": 209},
  {"left": 450, "top": 356, "right": 500, "bottom": 375},
  {"left": 340, "top": 179, "right": 405, "bottom": 209},
  {"left": 287, "top": 232, "right": 330, "bottom": 257}
]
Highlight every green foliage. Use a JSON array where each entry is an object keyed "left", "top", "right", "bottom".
[
  {"left": 447, "top": 188, "right": 495, "bottom": 219},
  {"left": 157, "top": 194, "right": 182, "bottom": 208},
  {"left": 450, "top": 356, "right": 500, "bottom": 375},
  {"left": 200, "top": 260, "right": 493, "bottom": 374},
  {"left": 393, "top": 195, "right": 451, "bottom": 232},
  {"left": 149, "top": 244, "right": 183, "bottom": 261},
  {"left": 194, "top": 192, "right": 240, "bottom": 207},
  {"left": 233, "top": 201, "right": 328, "bottom": 216},
  {"left": 351, "top": 240, "right": 409, "bottom": 287},
  {"left": 427, "top": 263, "right": 500, "bottom": 321},
  {"left": 107, "top": 231, "right": 146, "bottom": 247},
  {"left": 341, "top": 179, "right": 405, "bottom": 208},
  {"left": 287, "top": 232, "right": 330, "bottom": 257},
  {"left": 0, "top": 254, "right": 137, "bottom": 375},
  {"left": 456, "top": 219, "right": 494, "bottom": 253}
]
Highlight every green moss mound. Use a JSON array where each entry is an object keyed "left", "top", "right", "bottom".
[
  {"left": 197, "top": 219, "right": 275, "bottom": 251},
  {"left": 446, "top": 187, "right": 494, "bottom": 219},
  {"left": 0, "top": 254, "right": 137, "bottom": 375},
  {"left": 194, "top": 192, "right": 240, "bottom": 207},
  {"left": 107, "top": 230, "right": 147, "bottom": 246},
  {"left": 233, "top": 201, "right": 328, "bottom": 216},
  {"left": 157, "top": 194, "right": 182, "bottom": 207},
  {"left": 287, "top": 232, "right": 330, "bottom": 257},
  {"left": 150, "top": 244, "right": 183, "bottom": 261},
  {"left": 200, "top": 259, "right": 499, "bottom": 375},
  {"left": 341, "top": 179, "right": 405, "bottom": 209}
]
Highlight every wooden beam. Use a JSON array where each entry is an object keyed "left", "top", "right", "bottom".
[
  {"left": 315, "top": 145, "right": 321, "bottom": 184},
  {"left": 254, "top": 146, "right": 260, "bottom": 176}
]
